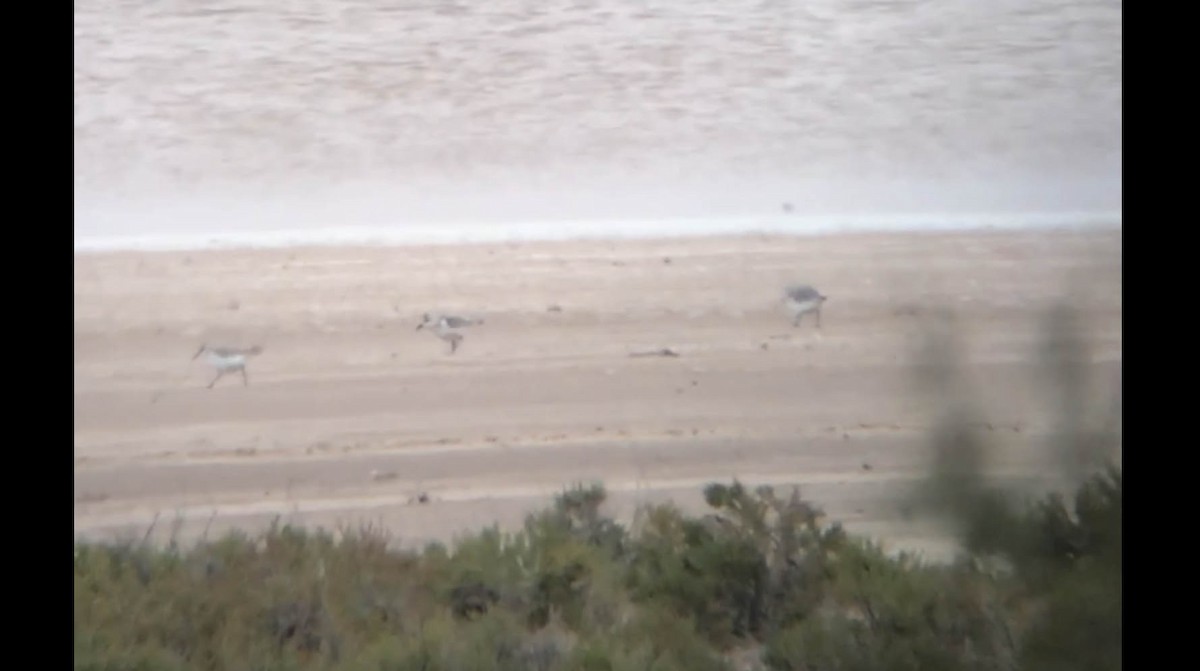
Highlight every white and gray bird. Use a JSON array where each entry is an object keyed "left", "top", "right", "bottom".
[
  {"left": 190, "top": 344, "right": 264, "bottom": 388},
  {"left": 422, "top": 313, "right": 484, "bottom": 329},
  {"left": 783, "top": 284, "right": 828, "bottom": 328},
  {"left": 415, "top": 312, "right": 483, "bottom": 354}
]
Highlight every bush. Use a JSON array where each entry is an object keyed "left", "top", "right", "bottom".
[{"left": 75, "top": 467, "right": 1120, "bottom": 671}]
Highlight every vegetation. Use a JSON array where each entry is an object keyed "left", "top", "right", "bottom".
[{"left": 75, "top": 462, "right": 1120, "bottom": 670}]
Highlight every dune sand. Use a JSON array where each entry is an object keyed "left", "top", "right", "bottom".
[{"left": 74, "top": 229, "right": 1122, "bottom": 559}]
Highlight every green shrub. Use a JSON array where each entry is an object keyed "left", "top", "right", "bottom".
[{"left": 74, "top": 468, "right": 1120, "bottom": 671}]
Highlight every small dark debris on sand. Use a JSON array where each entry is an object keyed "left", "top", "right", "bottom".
[
  {"left": 862, "top": 462, "right": 872, "bottom": 471},
  {"left": 629, "top": 348, "right": 680, "bottom": 358},
  {"left": 547, "top": 304, "right": 563, "bottom": 312}
]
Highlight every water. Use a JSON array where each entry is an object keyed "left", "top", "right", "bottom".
[{"left": 74, "top": 0, "right": 1122, "bottom": 249}]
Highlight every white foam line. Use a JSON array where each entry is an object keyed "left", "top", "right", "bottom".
[{"left": 73, "top": 211, "right": 1121, "bottom": 253}]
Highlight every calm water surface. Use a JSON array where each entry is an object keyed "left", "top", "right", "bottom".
[{"left": 74, "top": 0, "right": 1122, "bottom": 235}]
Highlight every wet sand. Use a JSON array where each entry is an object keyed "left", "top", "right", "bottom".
[{"left": 74, "top": 229, "right": 1122, "bottom": 558}]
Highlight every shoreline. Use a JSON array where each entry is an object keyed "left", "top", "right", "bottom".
[{"left": 73, "top": 211, "right": 1121, "bottom": 254}]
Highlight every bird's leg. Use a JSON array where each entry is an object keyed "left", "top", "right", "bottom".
[
  {"left": 449, "top": 338, "right": 459, "bottom": 354},
  {"left": 207, "top": 371, "right": 222, "bottom": 389},
  {"left": 815, "top": 309, "right": 822, "bottom": 329},
  {"left": 241, "top": 368, "right": 249, "bottom": 386}
]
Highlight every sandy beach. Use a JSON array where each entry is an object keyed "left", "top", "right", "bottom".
[{"left": 73, "top": 229, "right": 1122, "bottom": 558}]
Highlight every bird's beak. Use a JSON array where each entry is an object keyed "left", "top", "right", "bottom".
[{"left": 415, "top": 323, "right": 424, "bottom": 331}]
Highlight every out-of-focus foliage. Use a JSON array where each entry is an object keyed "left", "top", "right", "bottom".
[{"left": 76, "top": 465, "right": 1120, "bottom": 671}]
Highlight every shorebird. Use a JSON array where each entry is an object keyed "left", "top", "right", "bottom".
[
  {"left": 783, "top": 284, "right": 828, "bottom": 328},
  {"left": 415, "top": 313, "right": 480, "bottom": 354},
  {"left": 417, "top": 312, "right": 484, "bottom": 329},
  {"left": 190, "top": 344, "right": 263, "bottom": 388}
]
